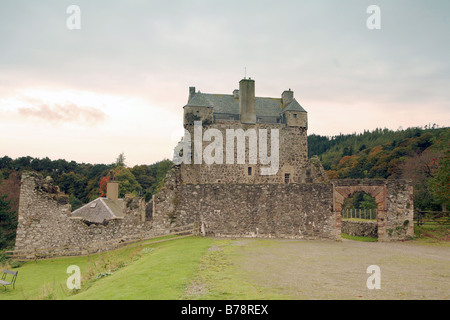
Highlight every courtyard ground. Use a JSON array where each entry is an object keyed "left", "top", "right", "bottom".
[
  {"left": 186, "top": 238, "right": 450, "bottom": 300},
  {"left": 1, "top": 236, "right": 449, "bottom": 300}
]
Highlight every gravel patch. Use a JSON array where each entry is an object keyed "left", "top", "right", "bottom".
[{"left": 235, "top": 239, "right": 450, "bottom": 300}]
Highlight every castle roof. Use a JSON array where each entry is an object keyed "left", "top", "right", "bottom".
[
  {"left": 186, "top": 92, "right": 306, "bottom": 118},
  {"left": 70, "top": 197, "right": 124, "bottom": 224},
  {"left": 281, "top": 99, "right": 307, "bottom": 113}
]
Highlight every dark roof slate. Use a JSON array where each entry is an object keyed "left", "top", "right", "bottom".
[
  {"left": 281, "top": 99, "right": 307, "bottom": 113},
  {"left": 70, "top": 198, "right": 124, "bottom": 224},
  {"left": 186, "top": 93, "right": 291, "bottom": 117}
]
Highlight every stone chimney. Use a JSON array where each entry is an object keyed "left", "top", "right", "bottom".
[
  {"left": 233, "top": 89, "right": 239, "bottom": 100},
  {"left": 188, "top": 87, "right": 196, "bottom": 102},
  {"left": 282, "top": 89, "right": 294, "bottom": 106},
  {"left": 239, "top": 78, "right": 256, "bottom": 124},
  {"left": 106, "top": 181, "right": 119, "bottom": 203}
]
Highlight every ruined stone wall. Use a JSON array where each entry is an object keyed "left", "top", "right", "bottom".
[
  {"left": 341, "top": 220, "right": 378, "bottom": 238},
  {"left": 385, "top": 179, "right": 415, "bottom": 240},
  {"left": 159, "top": 171, "right": 414, "bottom": 241},
  {"left": 14, "top": 169, "right": 415, "bottom": 258},
  {"left": 151, "top": 166, "right": 337, "bottom": 240},
  {"left": 15, "top": 173, "right": 73, "bottom": 253},
  {"left": 14, "top": 172, "right": 164, "bottom": 258}
]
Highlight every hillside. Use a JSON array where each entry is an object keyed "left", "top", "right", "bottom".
[
  {"left": 0, "top": 156, "right": 173, "bottom": 249},
  {"left": 308, "top": 126, "right": 449, "bottom": 211}
]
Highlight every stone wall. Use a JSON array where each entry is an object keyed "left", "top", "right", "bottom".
[
  {"left": 284, "top": 110, "right": 307, "bottom": 128},
  {"left": 14, "top": 172, "right": 166, "bottom": 258},
  {"left": 176, "top": 182, "right": 337, "bottom": 240},
  {"left": 180, "top": 122, "right": 327, "bottom": 184},
  {"left": 385, "top": 179, "right": 415, "bottom": 241},
  {"left": 341, "top": 220, "right": 378, "bottom": 238},
  {"left": 14, "top": 168, "right": 415, "bottom": 258},
  {"left": 332, "top": 179, "right": 414, "bottom": 241},
  {"left": 183, "top": 106, "right": 214, "bottom": 125}
]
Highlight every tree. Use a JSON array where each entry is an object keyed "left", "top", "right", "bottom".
[
  {"left": 0, "top": 172, "right": 21, "bottom": 215},
  {"left": 59, "top": 172, "right": 88, "bottom": 201},
  {"left": 401, "top": 149, "right": 441, "bottom": 211},
  {"left": 0, "top": 194, "right": 17, "bottom": 249},
  {"left": 115, "top": 153, "right": 127, "bottom": 167},
  {"left": 0, "top": 156, "right": 12, "bottom": 170},
  {"left": 99, "top": 167, "right": 142, "bottom": 198},
  {"left": 99, "top": 175, "right": 110, "bottom": 197},
  {"left": 428, "top": 150, "right": 449, "bottom": 211},
  {"left": 115, "top": 167, "right": 142, "bottom": 197},
  {"left": 69, "top": 194, "right": 83, "bottom": 211}
]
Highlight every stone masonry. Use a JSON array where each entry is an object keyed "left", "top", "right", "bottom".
[
  {"left": 14, "top": 172, "right": 164, "bottom": 258},
  {"left": 13, "top": 79, "right": 415, "bottom": 258}
]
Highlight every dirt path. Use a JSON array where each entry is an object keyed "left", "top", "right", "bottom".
[{"left": 232, "top": 239, "right": 450, "bottom": 300}]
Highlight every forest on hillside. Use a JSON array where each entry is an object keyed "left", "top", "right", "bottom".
[
  {"left": 0, "top": 154, "right": 172, "bottom": 249},
  {"left": 0, "top": 126, "right": 449, "bottom": 249},
  {"left": 308, "top": 126, "right": 449, "bottom": 213}
]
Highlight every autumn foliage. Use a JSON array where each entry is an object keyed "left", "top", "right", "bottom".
[
  {"left": 310, "top": 127, "right": 449, "bottom": 211},
  {"left": 99, "top": 169, "right": 120, "bottom": 197}
]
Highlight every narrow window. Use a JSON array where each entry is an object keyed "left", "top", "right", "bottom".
[
  {"left": 284, "top": 173, "right": 290, "bottom": 184},
  {"left": 293, "top": 114, "right": 297, "bottom": 118},
  {"left": 248, "top": 167, "right": 252, "bottom": 176}
]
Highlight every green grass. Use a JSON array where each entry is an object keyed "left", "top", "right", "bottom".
[
  {"left": 0, "top": 236, "right": 292, "bottom": 300},
  {"left": 413, "top": 224, "right": 450, "bottom": 245},
  {"left": 341, "top": 233, "right": 378, "bottom": 242},
  {"left": 71, "top": 236, "right": 213, "bottom": 300},
  {"left": 2, "top": 228, "right": 449, "bottom": 300},
  {"left": 342, "top": 218, "right": 377, "bottom": 222},
  {"left": 181, "top": 239, "right": 292, "bottom": 300},
  {"left": 0, "top": 236, "right": 214, "bottom": 300}
]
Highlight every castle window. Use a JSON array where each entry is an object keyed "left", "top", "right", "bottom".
[
  {"left": 284, "top": 173, "right": 290, "bottom": 184},
  {"left": 248, "top": 167, "right": 252, "bottom": 176},
  {"left": 257, "top": 118, "right": 262, "bottom": 123},
  {"left": 293, "top": 114, "right": 297, "bottom": 118}
]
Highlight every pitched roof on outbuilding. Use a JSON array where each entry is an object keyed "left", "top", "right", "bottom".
[{"left": 70, "top": 197, "right": 124, "bottom": 224}]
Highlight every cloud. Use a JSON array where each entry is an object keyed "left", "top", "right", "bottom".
[{"left": 18, "top": 103, "right": 107, "bottom": 126}]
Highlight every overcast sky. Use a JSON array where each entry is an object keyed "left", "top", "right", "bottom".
[{"left": 0, "top": 0, "right": 449, "bottom": 166}]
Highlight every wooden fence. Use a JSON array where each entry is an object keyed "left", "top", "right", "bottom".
[
  {"left": 341, "top": 208, "right": 377, "bottom": 220},
  {"left": 415, "top": 211, "right": 450, "bottom": 226},
  {"left": 5, "top": 223, "right": 201, "bottom": 262}
]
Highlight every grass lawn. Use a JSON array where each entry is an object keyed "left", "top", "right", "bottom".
[
  {"left": 341, "top": 233, "right": 378, "bottom": 242},
  {"left": 1, "top": 225, "right": 449, "bottom": 300},
  {"left": 413, "top": 224, "right": 450, "bottom": 245},
  {"left": 0, "top": 236, "right": 214, "bottom": 300},
  {"left": 0, "top": 236, "right": 293, "bottom": 300}
]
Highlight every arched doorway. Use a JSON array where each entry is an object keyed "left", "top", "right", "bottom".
[
  {"left": 333, "top": 182, "right": 388, "bottom": 241},
  {"left": 341, "top": 191, "right": 378, "bottom": 239}
]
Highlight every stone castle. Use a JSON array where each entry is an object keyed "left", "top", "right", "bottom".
[
  {"left": 178, "top": 78, "right": 327, "bottom": 185},
  {"left": 13, "top": 79, "right": 415, "bottom": 258}
]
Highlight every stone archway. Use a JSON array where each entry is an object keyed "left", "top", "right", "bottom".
[{"left": 332, "top": 181, "right": 388, "bottom": 241}]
